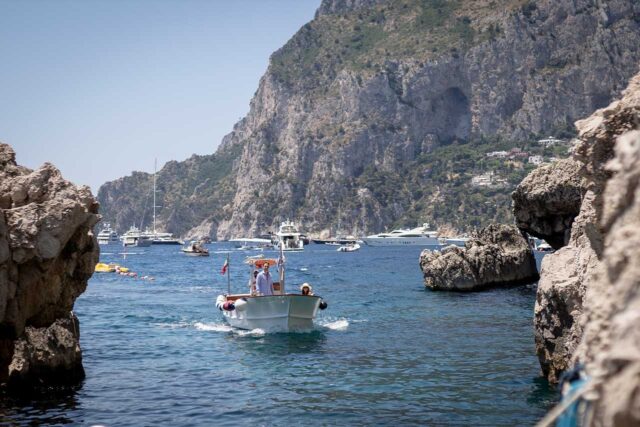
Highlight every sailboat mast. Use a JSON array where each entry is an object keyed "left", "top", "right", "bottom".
[{"left": 153, "top": 158, "right": 157, "bottom": 234}]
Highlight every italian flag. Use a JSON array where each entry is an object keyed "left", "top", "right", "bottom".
[{"left": 221, "top": 258, "right": 229, "bottom": 275}]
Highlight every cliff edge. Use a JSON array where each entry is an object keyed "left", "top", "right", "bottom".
[
  {"left": 514, "top": 70, "right": 640, "bottom": 424},
  {"left": 0, "top": 143, "right": 99, "bottom": 389}
]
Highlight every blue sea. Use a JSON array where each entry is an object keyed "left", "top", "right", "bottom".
[{"left": 1, "top": 244, "right": 557, "bottom": 426}]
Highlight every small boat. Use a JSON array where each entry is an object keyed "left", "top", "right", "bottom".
[
  {"left": 97, "top": 223, "right": 119, "bottom": 245},
  {"left": 337, "top": 243, "right": 360, "bottom": 252},
  {"left": 536, "top": 242, "right": 553, "bottom": 252},
  {"left": 215, "top": 249, "right": 327, "bottom": 331},
  {"left": 439, "top": 237, "right": 469, "bottom": 247},
  {"left": 229, "top": 238, "right": 273, "bottom": 250},
  {"left": 181, "top": 241, "right": 210, "bottom": 256}
]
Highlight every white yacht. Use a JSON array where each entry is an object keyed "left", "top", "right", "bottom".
[
  {"left": 120, "top": 226, "right": 152, "bottom": 247},
  {"left": 362, "top": 223, "right": 439, "bottom": 246},
  {"left": 275, "top": 220, "right": 304, "bottom": 251},
  {"left": 97, "top": 223, "right": 119, "bottom": 245}
]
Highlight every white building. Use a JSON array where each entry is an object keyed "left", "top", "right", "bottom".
[
  {"left": 528, "top": 155, "right": 544, "bottom": 165},
  {"left": 486, "top": 151, "right": 509, "bottom": 158},
  {"left": 538, "top": 136, "right": 562, "bottom": 147},
  {"left": 471, "top": 171, "right": 495, "bottom": 187}
]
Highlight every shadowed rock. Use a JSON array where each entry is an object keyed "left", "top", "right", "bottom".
[
  {"left": 516, "top": 68, "right": 640, "bottom": 398},
  {"left": 0, "top": 143, "right": 99, "bottom": 389},
  {"left": 419, "top": 224, "right": 538, "bottom": 291},
  {"left": 512, "top": 159, "right": 585, "bottom": 249}
]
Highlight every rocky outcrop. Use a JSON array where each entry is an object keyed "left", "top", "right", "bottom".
[
  {"left": 513, "top": 69, "right": 640, "bottom": 391},
  {"left": 8, "top": 313, "right": 84, "bottom": 388},
  {"left": 512, "top": 159, "right": 585, "bottom": 249},
  {"left": 419, "top": 224, "right": 538, "bottom": 291},
  {"left": 581, "top": 128, "right": 640, "bottom": 426},
  {"left": 0, "top": 143, "right": 99, "bottom": 388},
  {"left": 99, "top": 0, "right": 640, "bottom": 239}
]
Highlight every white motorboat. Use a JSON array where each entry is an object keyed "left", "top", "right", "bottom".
[
  {"left": 337, "top": 243, "right": 360, "bottom": 252},
  {"left": 361, "top": 223, "right": 439, "bottom": 246},
  {"left": 440, "top": 237, "right": 470, "bottom": 247},
  {"left": 215, "top": 252, "right": 327, "bottom": 331},
  {"left": 120, "top": 226, "right": 152, "bottom": 247},
  {"left": 97, "top": 223, "right": 119, "bottom": 245},
  {"left": 181, "top": 241, "right": 209, "bottom": 256},
  {"left": 275, "top": 220, "right": 304, "bottom": 251},
  {"left": 143, "top": 230, "right": 184, "bottom": 245},
  {"left": 229, "top": 238, "right": 274, "bottom": 250}
]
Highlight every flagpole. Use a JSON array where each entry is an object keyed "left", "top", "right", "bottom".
[{"left": 226, "top": 253, "right": 231, "bottom": 295}]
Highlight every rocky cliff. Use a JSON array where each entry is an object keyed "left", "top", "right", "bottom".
[
  {"left": 513, "top": 69, "right": 640, "bottom": 425},
  {"left": 0, "top": 143, "right": 99, "bottom": 388},
  {"left": 99, "top": 0, "right": 640, "bottom": 239}
]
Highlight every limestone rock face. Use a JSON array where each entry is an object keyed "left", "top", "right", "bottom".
[
  {"left": 577, "top": 133, "right": 640, "bottom": 425},
  {"left": 98, "top": 0, "right": 640, "bottom": 239},
  {"left": 0, "top": 143, "right": 99, "bottom": 387},
  {"left": 419, "top": 224, "right": 538, "bottom": 291},
  {"left": 515, "top": 70, "right": 640, "bottom": 387},
  {"left": 512, "top": 159, "right": 585, "bottom": 249}
]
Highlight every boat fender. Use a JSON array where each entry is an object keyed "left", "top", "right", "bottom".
[
  {"left": 223, "top": 301, "right": 235, "bottom": 311},
  {"left": 234, "top": 298, "right": 248, "bottom": 311},
  {"left": 215, "top": 295, "right": 227, "bottom": 311},
  {"left": 319, "top": 300, "right": 328, "bottom": 310}
]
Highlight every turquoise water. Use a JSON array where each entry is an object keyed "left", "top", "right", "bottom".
[{"left": 1, "top": 244, "right": 557, "bottom": 425}]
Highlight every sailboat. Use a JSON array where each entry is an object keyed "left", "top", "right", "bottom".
[{"left": 142, "top": 159, "right": 183, "bottom": 245}]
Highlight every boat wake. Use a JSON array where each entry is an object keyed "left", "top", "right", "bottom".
[
  {"left": 193, "top": 322, "right": 267, "bottom": 336},
  {"left": 317, "top": 318, "right": 349, "bottom": 331}
]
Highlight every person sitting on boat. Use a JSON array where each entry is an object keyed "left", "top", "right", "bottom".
[
  {"left": 255, "top": 262, "right": 274, "bottom": 296},
  {"left": 300, "top": 283, "right": 313, "bottom": 296},
  {"left": 249, "top": 270, "right": 259, "bottom": 295}
]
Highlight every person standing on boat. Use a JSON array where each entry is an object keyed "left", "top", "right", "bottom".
[{"left": 255, "top": 262, "right": 274, "bottom": 296}]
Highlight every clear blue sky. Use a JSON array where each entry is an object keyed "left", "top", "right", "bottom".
[{"left": 0, "top": 0, "right": 319, "bottom": 191}]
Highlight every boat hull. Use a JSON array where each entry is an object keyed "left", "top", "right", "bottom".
[
  {"left": 361, "top": 236, "right": 440, "bottom": 246},
  {"left": 221, "top": 295, "right": 321, "bottom": 331}
]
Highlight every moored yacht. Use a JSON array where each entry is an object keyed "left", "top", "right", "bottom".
[
  {"left": 275, "top": 220, "right": 304, "bottom": 251},
  {"left": 362, "top": 223, "right": 439, "bottom": 246},
  {"left": 120, "top": 226, "right": 152, "bottom": 247},
  {"left": 97, "top": 223, "right": 119, "bottom": 245}
]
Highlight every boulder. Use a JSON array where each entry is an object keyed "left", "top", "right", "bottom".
[
  {"left": 419, "top": 224, "right": 538, "bottom": 291},
  {"left": 0, "top": 143, "right": 99, "bottom": 388},
  {"left": 8, "top": 312, "right": 84, "bottom": 389},
  {"left": 512, "top": 159, "right": 585, "bottom": 249}
]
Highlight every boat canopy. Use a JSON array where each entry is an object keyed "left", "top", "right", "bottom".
[{"left": 250, "top": 258, "right": 278, "bottom": 268}]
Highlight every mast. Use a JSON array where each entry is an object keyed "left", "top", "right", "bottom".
[{"left": 153, "top": 158, "right": 157, "bottom": 235}]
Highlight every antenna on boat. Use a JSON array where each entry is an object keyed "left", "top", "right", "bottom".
[
  {"left": 226, "top": 253, "right": 231, "bottom": 295},
  {"left": 278, "top": 242, "right": 285, "bottom": 293}
]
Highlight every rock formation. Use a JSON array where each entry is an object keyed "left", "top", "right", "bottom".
[
  {"left": 98, "top": 0, "right": 640, "bottom": 239},
  {"left": 419, "top": 224, "right": 538, "bottom": 291},
  {"left": 512, "top": 159, "right": 585, "bottom": 249},
  {"left": 513, "top": 70, "right": 640, "bottom": 386},
  {"left": 0, "top": 143, "right": 99, "bottom": 389},
  {"left": 580, "top": 128, "right": 640, "bottom": 426}
]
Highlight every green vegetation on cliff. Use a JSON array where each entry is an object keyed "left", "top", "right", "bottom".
[{"left": 270, "top": 0, "right": 528, "bottom": 90}]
